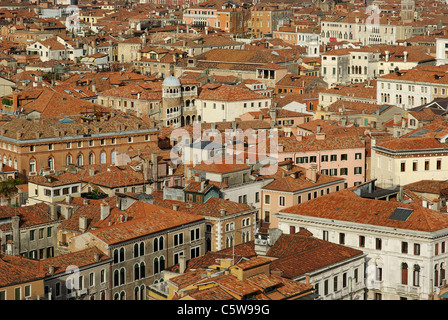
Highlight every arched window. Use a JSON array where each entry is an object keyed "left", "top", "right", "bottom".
[
  {"left": 441, "top": 263, "right": 446, "bottom": 286},
  {"left": 413, "top": 265, "right": 420, "bottom": 287},
  {"left": 119, "top": 248, "right": 125, "bottom": 262},
  {"left": 134, "top": 263, "right": 140, "bottom": 280},
  {"left": 435, "top": 264, "right": 439, "bottom": 288},
  {"left": 154, "top": 238, "right": 159, "bottom": 252},
  {"left": 139, "top": 242, "right": 145, "bottom": 256},
  {"left": 160, "top": 256, "right": 165, "bottom": 271},
  {"left": 29, "top": 159, "right": 36, "bottom": 173},
  {"left": 111, "top": 150, "right": 116, "bottom": 164},
  {"left": 140, "top": 262, "right": 145, "bottom": 278},
  {"left": 113, "top": 249, "right": 119, "bottom": 264},
  {"left": 77, "top": 154, "right": 83, "bottom": 166},
  {"left": 140, "top": 285, "right": 145, "bottom": 300},
  {"left": 154, "top": 257, "right": 159, "bottom": 274},
  {"left": 114, "top": 293, "right": 119, "bottom": 300},
  {"left": 134, "top": 286, "right": 140, "bottom": 300},
  {"left": 100, "top": 152, "right": 106, "bottom": 164},
  {"left": 66, "top": 155, "right": 72, "bottom": 166},
  {"left": 114, "top": 270, "right": 119, "bottom": 287},
  {"left": 89, "top": 153, "right": 95, "bottom": 165},
  {"left": 13, "top": 158, "right": 17, "bottom": 169},
  {"left": 159, "top": 237, "right": 164, "bottom": 250},
  {"left": 120, "top": 291, "right": 125, "bottom": 300},
  {"left": 134, "top": 243, "right": 139, "bottom": 258},
  {"left": 48, "top": 157, "right": 54, "bottom": 170},
  {"left": 401, "top": 263, "right": 408, "bottom": 285},
  {"left": 120, "top": 268, "right": 125, "bottom": 285}
]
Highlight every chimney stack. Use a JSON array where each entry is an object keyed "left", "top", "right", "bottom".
[
  {"left": 79, "top": 215, "right": 88, "bottom": 233},
  {"left": 179, "top": 255, "right": 187, "bottom": 274},
  {"left": 49, "top": 204, "right": 58, "bottom": 220},
  {"left": 100, "top": 203, "right": 110, "bottom": 220}
]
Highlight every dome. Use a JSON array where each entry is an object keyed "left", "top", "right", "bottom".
[{"left": 162, "top": 75, "right": 181, "bottom": 87}]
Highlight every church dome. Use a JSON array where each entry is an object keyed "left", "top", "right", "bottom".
[{"left": 162, "top": 75, "right": 181, "bottom": 87}]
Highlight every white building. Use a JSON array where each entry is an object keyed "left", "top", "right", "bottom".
[
  {"left": 274, "top": 180, "right": 448, "bottom": 300},
  {"left": 371, "top": 126, "right": 448, "bottom": 188},
  {"left": 321, "top": 45, "right": 435, "bottom": 87},
  {"left": 196, "top": 83, "right": 272, "bottom": 123},
  {"left": 26, "top": 36, "right": 83, "bottom": 62},
  {"left": 375, "top": 65, "right": 448, "bottom": 110}
]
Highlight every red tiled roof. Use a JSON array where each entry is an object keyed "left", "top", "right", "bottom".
[
  {"left": 89, "top": 201, "right": 204, "bottom": 245},
  {"left": 193, "top": 162, "right": 250, "bottom": 174},
  {"left": 279, "top": 190, "right": 448, "bottom": 232}
]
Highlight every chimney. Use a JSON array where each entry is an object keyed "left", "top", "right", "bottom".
[
  {"left": 173, "top": 204, "right": 179, "bottom": 211},
  {"left": 79, "top": 215, "right": 88, "bottom": 233},
  {"left": 305, "top": 166, "right": 317, "bottom": 183},
  {"left": 100, "top": 203, "right": 110, "bottom": 220},
  {"left": 296, "top": 134, "right": 303, "bottom": 141},
  {"left": 49, "top": 204, "right": 58, "bottom": 220},
  {"left": 66, "top": 195, "right": 72, "bottom": 204},
  {"left": 94, "top": 253, "right": 100, "bottom": 262},
  {"left": 179, "top": 255, "right": 187, "bottom": 274},
  {"left": 403, "top": 51, "right": 408, "bottom": 63},
  {"left": 316, "top": 133, "right": 326, "bottom": 140},
  {"left": 89, "top": 168, "right": 95, "bottom": 176},
  {"left": 48, "top": 265, "right": 55, "bottom": 276},
  {"left": 385, "top": 50, "right": 390, "bottom": 62},
  {"left": 316, "top": 125, "right": 321, "bottom": 133},
  {"left": 220, "top": 208, "right": 226, "bottom": 216}
]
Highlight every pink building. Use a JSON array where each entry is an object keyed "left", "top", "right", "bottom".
[
  {"left": 276, "top": 133, "right": 366, "bottom": 188},
  {"left": 260, "top": 161, "right": 346, "bottom": 228}
]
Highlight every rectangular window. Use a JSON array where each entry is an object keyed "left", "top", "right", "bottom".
[
  {"left": 47, "top": 227, "right": 52, "bottom": 237},
  {"left": 359, "top": 235, "right": 365, "bottom": 248},
  {"left": 413, "top": 161, "right": 418, "bottom": 171},
  {"left": 341, "top": 154, "right": 348, "bottom": 161},
  {"left": 324, "top": 279, "right": 329, "bottom": 295},
  {"left": 402, "top": 241, "right": 408, "bottom": 254},
  {"left": 425, "top": 160, "right": 430, "bottom": 171},
  {"left": 333, "top": 276, "right": 338, "bottom": 292},
  {"left": 354, "top": 167, "right": 362, "bottom": 175},
  {"left": 30, "top": 230, "right": 35, "bottom": 241},
  {"left": 265, "top": 194, "right": 270, "bottom": 204},
  {"left": 279, "top": 196, "right": 285, "bottom": 206},
  {"left": 89, "top": 273, "right": 95, "bottom": 287},
  {"left": 101, "top": 270, "right": 106, "bottom": 283},
  {"left": 414, "top": 243, "right": 420, "bottom": 256},
  {"left": 14, "top": 287, "right": 21, "bottom": 300},
  {"left": 174, "top": 233, "right": 184, "bottom": 246},
  {"left": 342, "top": 273, "right": 347, "bottom": 288},
  {"left": 24, "top": 285, "right": 31, "bottom": 298},
  {"left": 39, "top": 228, "right": 44, "bottom": 239},
  {"left": 339, "top": 233, "right": 345, "bottom": 245},
  {"left": 323, "top": 230, "right": 329, "bottom": 241},
  {"left": 376, "top": 238, "right": 382, "bottom": 250},
  {"left": 355, "top": 153, "right": 362, "bottom": 160},
  {"left": 437, "top": 159, "right": 442, "bottom": 170},
  {"left": 0, "top": 290, "right": 6, "bottom": 300},
  {"left": 321, "top": 155, "right": 328, "bottom": 162},
  {"left": 401, "top": 162, "right": 406, "bottom": 172},
  {"left": 330, "top": 155, "right": 337, "bottom": 162},
  {"left": 190, "top": 228, "right": 200, "bottom": 241}
]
